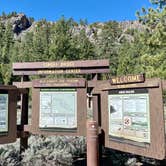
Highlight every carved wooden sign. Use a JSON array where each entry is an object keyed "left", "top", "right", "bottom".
[
  {"left": 33, "top": 78, "right": 86, "bottom": 88},
  {"left": 110, "top": 74, "right": 145, "bottom": 85},
  {"left": 12, "top": 59, "right": 110, "bottom": 75}
]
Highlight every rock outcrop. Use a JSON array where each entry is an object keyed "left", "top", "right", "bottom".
[
  {"left": 12, "top": 13, "right": 31, "bottom": 34},
  {"left": 1, "top": 13, "right": 32, "bottom": 36}
]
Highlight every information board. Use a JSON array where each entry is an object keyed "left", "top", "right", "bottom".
[
  {"left": 108, "top": 89, "right": 150, "bottom": 143},
  {"left": 39, "top": 89, "right": 77, "bottom": 129},
  {"left": 0, "top": 94, "right": 8, "bottom": 133}
]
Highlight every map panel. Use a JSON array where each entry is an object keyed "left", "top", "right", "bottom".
[{"left": 39, "top": 89, "right": 77, "bottom": 129}]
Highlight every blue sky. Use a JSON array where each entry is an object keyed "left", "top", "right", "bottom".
[{"left": 0, "top": 0, "right": 153, "bottom": 23}]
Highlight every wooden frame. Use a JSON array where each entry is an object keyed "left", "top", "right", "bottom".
[
  {"left": 28, "top": 78, "right": 87, "bottom": 136},
  {"left": 0, "top": 86, "right": 17, "bottom": 144},
  {"left": 92, "top": 78, "right": 166, "bottom": 160}
]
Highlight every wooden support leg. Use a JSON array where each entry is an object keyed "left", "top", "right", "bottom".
[
  {"left": 20, "top": 76, "right": 29, "bottom": 153},
  {"left": 20, "top": 91, "right": 29, "bottom": 152}
]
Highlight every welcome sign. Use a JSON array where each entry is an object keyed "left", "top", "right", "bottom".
[{"left": 110, "top": 74, "right": 145, "bottom": 85}]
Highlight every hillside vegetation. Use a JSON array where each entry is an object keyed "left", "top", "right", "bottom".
[{"left": 0, "top": 1, "right": 166, "bottom": 84}]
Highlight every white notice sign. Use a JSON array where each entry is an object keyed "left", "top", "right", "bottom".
[
  {"left": 39, "top": 89, "right": 77, "bottom": 129},
  {"left": 0, "top": 94, "right": 8, "bottom": 133},
  {"left": 108, "top": 92, "right": 150, "bottom": 143}
]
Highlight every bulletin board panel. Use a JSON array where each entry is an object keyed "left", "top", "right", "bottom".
[
  {"left": 93, "top": 78, "right": 166, "bottom": 160},
  {"left": 0, "top": 86, "right": 17, "bottom": 144},
  {"left": 29, "top": 78, "right": 87, "bottom": 136}
]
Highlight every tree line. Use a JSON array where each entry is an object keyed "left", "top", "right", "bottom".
[{"left": 0, "top": 0, "right": 166, "bottom": 84}]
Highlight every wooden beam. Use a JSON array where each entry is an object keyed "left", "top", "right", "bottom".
[
  {"left": 13, "top": 59, "right": 109, "bottom": 70},
  {"left": 12, "top": 59, "right": 110, "bottom": 76},
  {"left": 13, "top": 68, "right": 110, "bottom": 76}
]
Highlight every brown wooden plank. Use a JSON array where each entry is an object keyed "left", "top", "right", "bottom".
[
  {"left": 17, "top": 88, "right": 29, "bottom": 94},
  {"left": 92, "top": 78, "right": 160, "bottom": 92},
  {"left": 0, "top": 85, "right": 17, "bottom": 90},
  {"left": 13, "top": 81, "right": 32, "bottom": 88},
  {"left": 88, "top": 80, "right": 106, "bottom": 88},
  {"left": 33, "top": 78, "right": 86, "bottom": 88},
  {"left": 13, "top": 59, "right": 109, "bottom": 70},
  {"left": 13, "top": 68, "right": 110, "bottom": 76}
]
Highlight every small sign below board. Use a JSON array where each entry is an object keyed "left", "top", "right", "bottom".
[{"left": 30, "top": 78, "right": 87, "bottom": 136}]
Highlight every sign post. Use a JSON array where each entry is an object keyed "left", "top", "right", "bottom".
[{"left": 87, "top": 120, "right": 99, "bottom": 166}]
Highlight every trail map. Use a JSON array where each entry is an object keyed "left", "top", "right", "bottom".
[{"left": 39, "top": 89, "right": 77, "bottom": 129}]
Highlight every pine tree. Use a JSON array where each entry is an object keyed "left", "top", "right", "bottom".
[
  {"left": 49, "top": 17, "right": 76, "bottom": 61},
  {"left": 96, "top": 21, "right": 122, "bottom": 75},
  {"left": 71, "top": 29, "right": 95, "bottom": 60}
]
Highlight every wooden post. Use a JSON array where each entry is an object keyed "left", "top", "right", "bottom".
[
  {"left": 93, "top": 94, "right": 104, "bottom": 165},
  {"left": 87, "top": 120, "right": 99, "bottom": 166},
  {"left": 92, "top": 95, "right": 101, "bottom": 126},
  {"left": 20, "top": 76, "right": 29, "bottom": 152}
]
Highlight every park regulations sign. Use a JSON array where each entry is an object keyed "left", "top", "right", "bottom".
[
  {"left": 39, "top": 89, "right": 77, "bottom": 129},
  {"left": 108, "top": 89, "right": 150, "bottom": 143},
  {"left": 92, "top": 77, "right": 166, "bottom": 160},
  {"left": 93, "top": 77, "right": 165, "bottom": 159}
]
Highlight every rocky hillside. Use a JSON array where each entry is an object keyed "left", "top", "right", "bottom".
[{"left": 0, "top": 13, "right": 144, "bottom": 42}]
